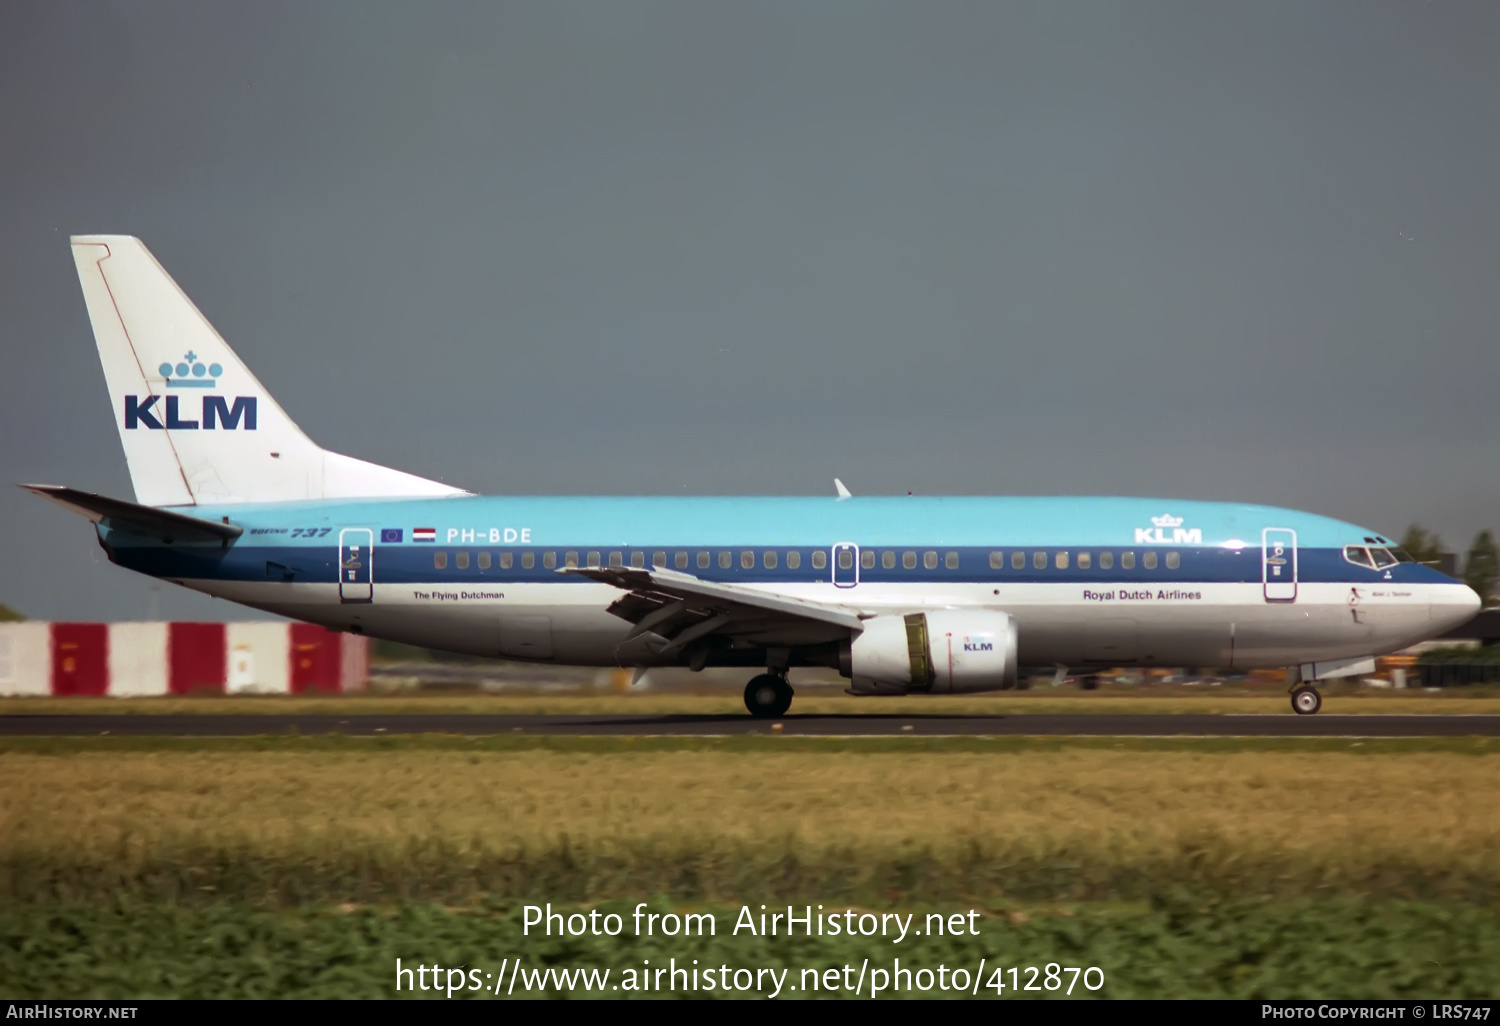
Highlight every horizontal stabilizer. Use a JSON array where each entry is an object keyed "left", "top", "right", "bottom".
[{"left": 22, "top": 484, "right": 243, "bottom": 543}]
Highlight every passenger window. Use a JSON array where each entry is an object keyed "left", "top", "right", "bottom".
[
  {"left": 740, "top": 551, "right": 754, "bottom": 569},
  {"left": 675, "top": 552, "right": 688, "bottom": 569},
  {"left": 478, "top": 552, "right": 491, "bottom": 570},
  {"left": 764, "top": 550, "right": 778, "bottom": 569},
  {"left": 434, "top": 551, "right": 448, "bottom": 570},
  {"left": 1033, "top": 551, "right": 1046, "bottom": 570},
  {"left": 543, "top": 552, "right": 557, "bottom": 570},
  {"left": 1143, "top": 551, "right": 1158, "bottom": 570},
  {"left": 500, "top": 552, "right": 513, "bottom": 570},
  {"left": 945, "top": 552, "right": 959, "bottom": 569},
  {"left": 1011, "top": 551, "right": 1025, "bottom": 570},
  {"left": 587, "top": 551, "right": 601, "bottom": 568},
  {"left": 522, "top": 552, "right": 535, "bottom": 570},
  {"left": 1369, "top": 547, "right": 1398, "bottom": 570},
  {"left": 719, "top": 552, "right": 732, "bottom": 569},
  {"left": 1121, "top": 552, "right": 1135, "bottom": 570},
  {"left": 631, "top": 551, "right": 645, "bottom": 569},
  {"left": 905, "top": 551, "right": 918, "bottom": 569},
  {"left": 653, "top": 552, "right": 667, "bottom": 568},
  {"left": 1166, "top": 551, "right": 1180, "bottom": 570},
  {"left": 455, "top": 551, "right": 470, "bottom": 570},
  {"left": 1055, "top": 552, "right": 1068, "bottom": 570},
  {"left": 883, "top": 551, "right": 896, "bottom": 569},
  {"left": 838, "top": 550, "right": 853, "bottom": 570},
  {"left": 564, "top": 551, "right": 578, "bottom": 568},
  {"left": 1077, "top": 552, "right": 1091, "bottom": 570},
  {"left": 1099, "top": 551, "right": 1113, "bottom": 570},
  {"left": 607, "top": 551, "right": 621, "bottom": 568},
  {"left": 787, "top": 551, "right": 801, "bottom": 569},
  {"left": 861, "top": 550, "right": 875, "bottom": 569},
  {"left": 990, "top": 551, "right": 1004, "bottom": 570},
  {"left": 812, "top": 550, "right": 827, "bottom": 570},
  {"left": 697, "top": 551, "right": 710, "bottom": 569}
]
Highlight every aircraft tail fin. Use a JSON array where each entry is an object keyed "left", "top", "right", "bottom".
[{"left": 69, "top": 235, "right": 468, "bottom": 507}]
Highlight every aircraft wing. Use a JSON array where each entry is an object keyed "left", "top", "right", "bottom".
[{"left": 559, "top": 565, "right": 863, "bottom": 661}]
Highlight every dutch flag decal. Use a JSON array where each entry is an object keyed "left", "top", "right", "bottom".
[{"left": 413, "top": 527, "right": 436, "bottom": 543}]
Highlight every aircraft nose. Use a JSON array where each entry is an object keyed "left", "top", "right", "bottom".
[{"left": 1431, "top": 584, "right": 1482, "bottom": 632}]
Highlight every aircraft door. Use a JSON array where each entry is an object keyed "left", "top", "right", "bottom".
[
  {"left": 832, "top": 542, "right": 859, "bottom": 588},
  {"left": 1262, "top": 528, "right": 1297, "bottom": 603},
  {"left": 339, "top": 528, "right": 374, "bottom": 603}
]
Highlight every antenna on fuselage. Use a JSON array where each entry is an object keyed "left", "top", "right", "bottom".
[{"left": 834, "top": 478, "right": 852, "bottom": 501}]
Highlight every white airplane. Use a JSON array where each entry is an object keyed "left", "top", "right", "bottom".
[{"left": 27, "top": 236, "right": 1480, "bottom": 716}]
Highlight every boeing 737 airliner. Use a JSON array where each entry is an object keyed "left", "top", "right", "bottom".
[{"left": 29, "top": 236, "right": 1480, "bottom": 716}]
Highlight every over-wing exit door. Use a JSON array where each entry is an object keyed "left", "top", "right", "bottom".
[
  {"left": 1262, "top": 528, "right": 1297, "bottom": 602},
  {"left": 832, "top": 542, "right": 859, "bottom": 588},
  {"left": 339, "top": 528, "right": 373, "bottom": 603}
]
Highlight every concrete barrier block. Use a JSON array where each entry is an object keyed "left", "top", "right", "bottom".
[
  {"left": 226, "top": 621, "right": 291, "bottom": 694},
  {"left": 0, "top": 622, "right": 51, "bottom": 696},
  {"left": 108, "top": 622, "right": 169, "bottom": 696}
]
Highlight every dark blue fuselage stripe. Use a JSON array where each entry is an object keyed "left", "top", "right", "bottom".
[{"left": 102, "top": 538, "right": 1454, "bottom": 588}]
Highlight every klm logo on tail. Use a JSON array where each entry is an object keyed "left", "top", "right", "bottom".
[
  {"left": 124, "top": 352, "right": 256, "bottom": 431},
  {"left": 160, "top": 351, "right": 222, "bottom": 388}
]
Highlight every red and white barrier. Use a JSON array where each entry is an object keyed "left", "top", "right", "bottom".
[{"left": 0, "top": 622, "right": 368, "bottom": 696}]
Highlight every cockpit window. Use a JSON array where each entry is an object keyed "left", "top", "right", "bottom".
[
  {"left": 1343, "top": 545, "right": 1376, "bottom": 570},
  {"left": 1368, "top": 547, "right": 1399, "bottom": 570},
  {"left": 1391, "top": 548, "right": 1415, "bottom": 563}
]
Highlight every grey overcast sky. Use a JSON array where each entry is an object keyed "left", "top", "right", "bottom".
[{"left": 1, "top": 1, "right": 1498, "bottom": 621}]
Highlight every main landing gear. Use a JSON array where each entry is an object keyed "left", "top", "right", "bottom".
[
  {"left": 744, "top": 672, "right": 794, "bottom": 718},
  {"left": 1291, "top": 686, "right": 1323, "bottom": 715}
]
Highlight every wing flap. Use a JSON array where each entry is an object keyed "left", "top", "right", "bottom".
[
  {"left": 564, "top": 565, "right": 863, "bottom": 631},
  {"left": 561, "top": 564, "right": 863, "bottom": 660}
]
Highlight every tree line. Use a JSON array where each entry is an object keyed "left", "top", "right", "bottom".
[{"left": 1400, "top": 525, "right": 1498, "bottom": 608}]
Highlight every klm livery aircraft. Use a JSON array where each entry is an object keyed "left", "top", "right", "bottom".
[{"left": 29, "top": 236, "right": 1480, "bottom": 716}]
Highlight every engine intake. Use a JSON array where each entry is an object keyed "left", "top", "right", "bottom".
[{"left": 844, "top": 610, "right": 1018, "bottom": 695}]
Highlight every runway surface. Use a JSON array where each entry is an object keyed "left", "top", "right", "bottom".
[{"left": 2, "top": 713, "right": 1499, "bottom": 737}]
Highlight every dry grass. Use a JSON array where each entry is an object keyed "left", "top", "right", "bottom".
[
  {"left": 3, "top": 688, "right": 1499, "bottom": 717},
  {"left": 2, "top": 746, "right": 1498, "bottom": 905}
]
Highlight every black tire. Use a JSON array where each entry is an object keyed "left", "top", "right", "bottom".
[
  {"left": 1291, "top": 686, "right": 1322, "bottom": 715},
  {"left": 744, "top": 674, "right": 793, "bottom": 718},
  {"left": 1080, "top": 675, "right": 1100, "bottom": 691}
]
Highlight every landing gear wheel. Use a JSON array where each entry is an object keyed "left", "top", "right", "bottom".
[
  {"left": 1291, "top": 687, "right": 1322, "bottom": 715},
  {"left": 744, "top": 674, "right": 793, "bottom": 718}
]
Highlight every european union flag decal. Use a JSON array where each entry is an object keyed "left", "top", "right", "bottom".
[{"left": 380, "top": 528, "right": 403, "bottom": 543}]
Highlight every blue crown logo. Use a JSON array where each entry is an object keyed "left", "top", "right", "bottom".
[{"left": 158, "top": 351, "right": 223, "bottom": 388}]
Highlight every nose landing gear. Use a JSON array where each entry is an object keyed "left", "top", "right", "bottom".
[
  {"left": 744, "top": 672, "right": 794, "bottom": 718},
  {"left": 1291, "top": 686, "right": 1322, "bottom": 715}
]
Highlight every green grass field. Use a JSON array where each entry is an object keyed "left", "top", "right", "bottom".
[
  {"left": 6, "top": 898, "right": 1499, "bottom": 999},
  {"left": 2, "top": 735, "right": 1496, "bottom": 998},
  {"left": 3, "top": 682, "right": 1498, "bottom": 716}
]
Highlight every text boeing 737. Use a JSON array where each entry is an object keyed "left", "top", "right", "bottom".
[{"left": 27, "top": 236, "right": 1479, "bottom": 716}]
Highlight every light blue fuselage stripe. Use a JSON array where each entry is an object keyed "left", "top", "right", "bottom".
[{"left": 169, "top": 495, "right": 1394, "bottom": 550}]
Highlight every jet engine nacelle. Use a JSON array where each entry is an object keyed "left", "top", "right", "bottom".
[{"left": 843, "top": 610, "right": 1019, "bottom": 695}]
